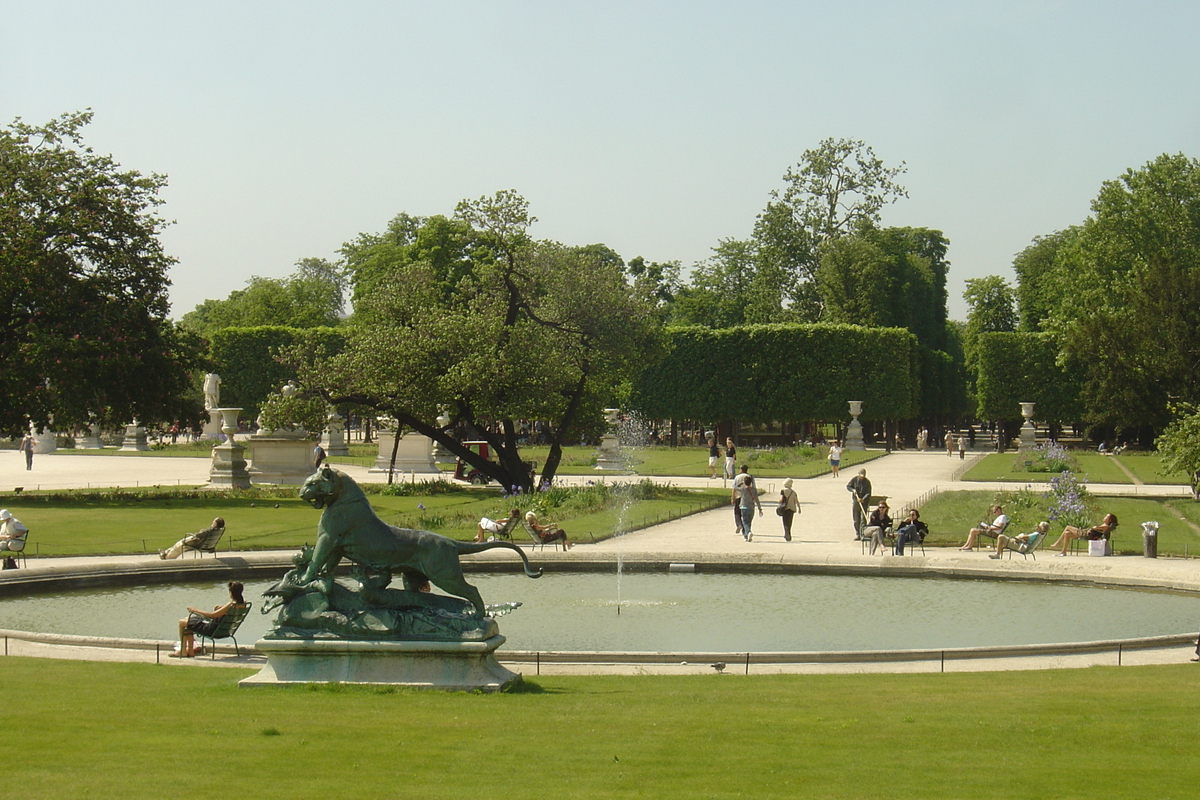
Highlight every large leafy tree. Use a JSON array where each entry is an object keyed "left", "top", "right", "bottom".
[
  {"left": 0, "top": 111, "right": 203, "bottom": 436},
  {"left": 752, "top": 137, "right": 908, "bottom": 320},
  {"left": 297, "top": 191, "right": 657, "bottom": 490},
  {"left": 1044, "top": 153, "right": 1200, "bottom": 429}
]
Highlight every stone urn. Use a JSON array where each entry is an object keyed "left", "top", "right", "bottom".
[{"left": 845, "top": 401, "right": 865, "bottom": 451}]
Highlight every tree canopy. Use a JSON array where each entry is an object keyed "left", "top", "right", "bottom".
[
  {"left": 296, "top": 191, "right": 657, "bottom": 490},
  {"left": 0, "top": 111, "right": 202, "bottom": 435}
]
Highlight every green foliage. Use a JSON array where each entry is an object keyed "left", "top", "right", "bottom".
[
  {"left": 974, "top": 331, "right": 1081, "bottom": 422},
  {"left": 257, "top": 392, "right": 327, "bottom": 435},
  {"left": 208, "top": 326, "right": 344, "bottom": 419},
  {"left": 1155, "top": 404, "right": 1200, "bottom": 481},
  {"left": 631, "top": 323, "right": 918, "bottom": 422},
  {"left": 0, "top": 111, "right": 204, "bottom": 435},
  {"left": 180, "top": 258, "right": 346, "bottom": 338},
  {"left": 302, "top": 191, "right": 657, "bottom": 491}
]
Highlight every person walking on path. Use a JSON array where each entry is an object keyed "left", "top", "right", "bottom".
[
  {"left": 732, "top": 464, "right": 763, "bottom": 541},
  {"left": 828, "top": 440, "right": 842, "bottom": 477},
  {"left": 708, "top": 437, "right": 719, "bottom": 479},
  {"left": 778, "top": 478, "right": 800, "bottom": 542},
  {"left": 724, "top": 437, "right": 736, "bottom": 480},
  {"left": 19, "top": 433, "right": 33, "bottom": 470},
  {"left": 957, "top": 434, "right": 966, "bottom": 460},
  {"left": 846, "top": 468, "right": 872, "bottom": 539},
  {"left": 944, "top": 430, "right": 954, "bottom": 456}
]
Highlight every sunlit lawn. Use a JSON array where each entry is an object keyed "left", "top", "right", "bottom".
[
  {"left": 962, "top": 451, "right": 1189, "bottom": 485},
  {"left": 6, "top": 489, "right": 725, "bottom": 557},
  {"left": 6, "top": 657, "right": 1200, "bottom": 799}
]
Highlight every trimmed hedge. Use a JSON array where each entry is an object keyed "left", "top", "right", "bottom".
[
  {"left": 630, "top": 323, "right": 919, "bottom": 422},
  {"left": 975, "top": 331, "right": 1081, "bottom": 422}
]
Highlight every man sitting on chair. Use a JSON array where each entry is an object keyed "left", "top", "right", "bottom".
[
  {"left": 988, "top": 521, "right": 1049, "bottom": 559},
  {"left": 958, "top": 505, "right": 1008, "bottom": 551},
  {"left": 159, "top": 517, "right": 224, "bottom": 559},
  {"left": 0, "top": 509, "right": 28, "bottom": 569}
]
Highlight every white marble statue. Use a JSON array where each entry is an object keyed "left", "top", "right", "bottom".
[{"left": 203, "top": 373, "right": 221, "bottom": 410}]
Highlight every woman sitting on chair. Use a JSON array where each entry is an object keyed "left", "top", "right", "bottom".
[
  {"left": 864, "top": 500, "right": 892, "bottom": 556},
  {"left": 989, "top": 521, "right": 1050, "bottom": 559},
  {"left": 1050, "top": 513, "right": 1117, "bottom": 556},
  {"left": 174, "top": 581, "right": 246, "bottom": 658},
  {"left": 525, "top": 511, "right": 572, "bottom": 549}
]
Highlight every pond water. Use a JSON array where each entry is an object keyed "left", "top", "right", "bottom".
[{"left": 3, "top": 572, "right": 1198, "bottom": 652}]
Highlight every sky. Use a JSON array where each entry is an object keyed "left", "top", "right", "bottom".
[{"left": 3, "top": 1, "right": 1198, "bottom": 322}]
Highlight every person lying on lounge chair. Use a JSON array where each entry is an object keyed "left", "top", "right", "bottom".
[
  {"left": 988, "top": 521, "right": 1049, "bottom": 559},
  {"left": 525, "top": 511, "right": 571, "bottom": 549}
]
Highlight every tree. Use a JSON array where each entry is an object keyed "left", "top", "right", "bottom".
[
  {"left": 1011, "top": 229, "right": 1078, "bottom": 331},
  {"left": 669, "top": 238, "right": 757, "bottom": 328},
  {"left": 0, "top": 111, "right": 203, "bottom": 436},
  {"left": 963, "top": 277, "right": 1017, "bottom": 336},
  {"left": 1155, "top": 404, "right": 1200, "bottom": 489},
  {"left": 180, "top": 258, "right": 345, "bottom": 338},
  {"left": 1051, "top": 153, "right": 1200, "bottom": 429},
  {"left": 297, "top": 191, "right": 657, "bottom": 490},
  {"left": 752, "top": 138, "right": 908, "bottom": 320}
]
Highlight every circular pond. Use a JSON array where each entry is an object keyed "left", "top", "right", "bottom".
[{"left": 3, "top": 571, "right": 1198, "bottom": 652}]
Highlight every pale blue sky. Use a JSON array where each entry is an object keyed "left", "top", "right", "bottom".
[{"left": 4, "top": 1, "right": 1198, "bottom": 321}]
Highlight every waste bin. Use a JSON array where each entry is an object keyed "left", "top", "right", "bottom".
[{"left": 1142, "top": 521, "right": 1159, "bottom": 558}]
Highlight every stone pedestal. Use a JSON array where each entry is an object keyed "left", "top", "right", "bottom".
[
  {"left": 595, "top": 434, "right": 622, "bottom": 470},
  {"left": 370, "top": 430, "right": 439, "bottom": 474},
  {"left": 201, "top": 409, "right": 223, "bottom": 438},
  {"left": 77, "top": 425, "right": 102, "bottom": 449},
  {"left": 119, "top": 422, "right": 148, "bottom": 451},
  {"left": 241, "top": 636, "right": 519, "bottom": 691},
  {"left": 208, "top": 408, "right": 251, "bottom": 490},
  {"left": 845, "top": 401, "right": 865, "bottom": 451},
  {"left": 246, "top": 431, "right": 316, "bottom": 485},
  {"left": 31, "top": 428, "right": 57, "bottom": 454},
  {"left": 321, "top": 410, "right": 350, "bottom": 457}
]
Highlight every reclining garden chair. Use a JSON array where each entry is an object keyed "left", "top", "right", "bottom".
[
  {"left": 181, "top": 525, "right": 226, "bottom": 557},
  {"left": 1004, "top": 531, "right": 1046, "bottom": 560},
  {"left": 197, "top": 602, "right": 252, "bottom": 659}
]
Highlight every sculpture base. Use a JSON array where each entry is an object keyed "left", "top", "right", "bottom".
[{"left": 241, "top": 636, "right": 520, "bottom": 691}]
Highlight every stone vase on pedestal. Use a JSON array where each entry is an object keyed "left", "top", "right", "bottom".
[
  {"left": 31, "top": 428, "right": 57, "bottom": 455},
  {"left": 845, "top": 401, "right": 865, "bottom": 451},
  {"left": 1018, "top": 402, "right": 1037, "bottom": 451},
  {"left": 208, "top": 408, "right": 251, "bottom": 489}
]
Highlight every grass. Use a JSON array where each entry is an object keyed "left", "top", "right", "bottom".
[
  {"left": 5, "top": 657, "right": 1200, "bottom": 798},
  {"left": 2, "top": 485, "right": 726, "bottom": 557},
  {"left": 916, "top": 489, "right": 1200, "bottom": 555},
  {"left": 962, "top": 451, "right": 1191, "bottom": 485},
  {"left": 63, "top": 440, "right": 880, "bottom": 479}
]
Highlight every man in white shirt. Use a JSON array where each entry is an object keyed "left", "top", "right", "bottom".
[{"left": 958, "top": 505, "right": 1008, "bottom": 550}]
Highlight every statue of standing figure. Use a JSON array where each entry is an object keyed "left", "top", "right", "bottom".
[{"left": 203, "top": 373, "right": 221, "bottom": 410}]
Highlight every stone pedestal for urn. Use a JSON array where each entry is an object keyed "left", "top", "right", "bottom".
[
  {"left": 845, "top": 401, "right": 865, "bottom": 451},
  {"left": 246, "top": 430, "right": 316, "bottom": 485},
  {"left": 31, "top": 428, "right": 58, "bottom": 455},
  {"left": 208, "top": 408, "right": 251, "bottom": 489},
  {"left": 77, "top": 425, "right": 102, "bottom": 449},
  {"left": 370, "top": 429, "right": 439, "bottom": 474},
  {"left": 119, "top": 421, "right": 149, "bottom": 451},
  {"left": 1018, "top": 402, "right": 1037, "bottom": 451},
  {"left": 595, "top": 408, "right": 624, "bottom": 470},
  {"left": 320, "top": 410, "right": 350, "bottom": 457}
]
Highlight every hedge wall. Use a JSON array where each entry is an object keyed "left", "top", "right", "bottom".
[
  {"left": 975, "top": 331, "right": 1081, "bottom": 422},
  {"left": 630, "top": 324, "right": 919, "bottom": 423},
  {"left": 208, "top": 326, "right": 345, "bottom": 418}
]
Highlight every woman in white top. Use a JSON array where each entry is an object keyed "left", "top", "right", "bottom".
[{"left": 958, "top": 505, "right": 1008, "bottom": 550}]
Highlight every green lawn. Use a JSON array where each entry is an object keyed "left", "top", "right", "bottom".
[
  {"left": 962, "top": 451, "right": 1191, "bottom": 486},
  {"left": 6, "top": 657, "right": 1199, "bottom": 798},
  {"left": 70, "top": 441, "right": 880, "bottom": 479},
  {"left": 916, "top": 489, "right": 1200, "bottom": 555},
  {"left": 4, "top": 487, "right": 725, "bottom": 557}
]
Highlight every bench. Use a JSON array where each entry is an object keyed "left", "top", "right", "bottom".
[{"left": 197, "top": 602, "right": 252, "bottom": 659}]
